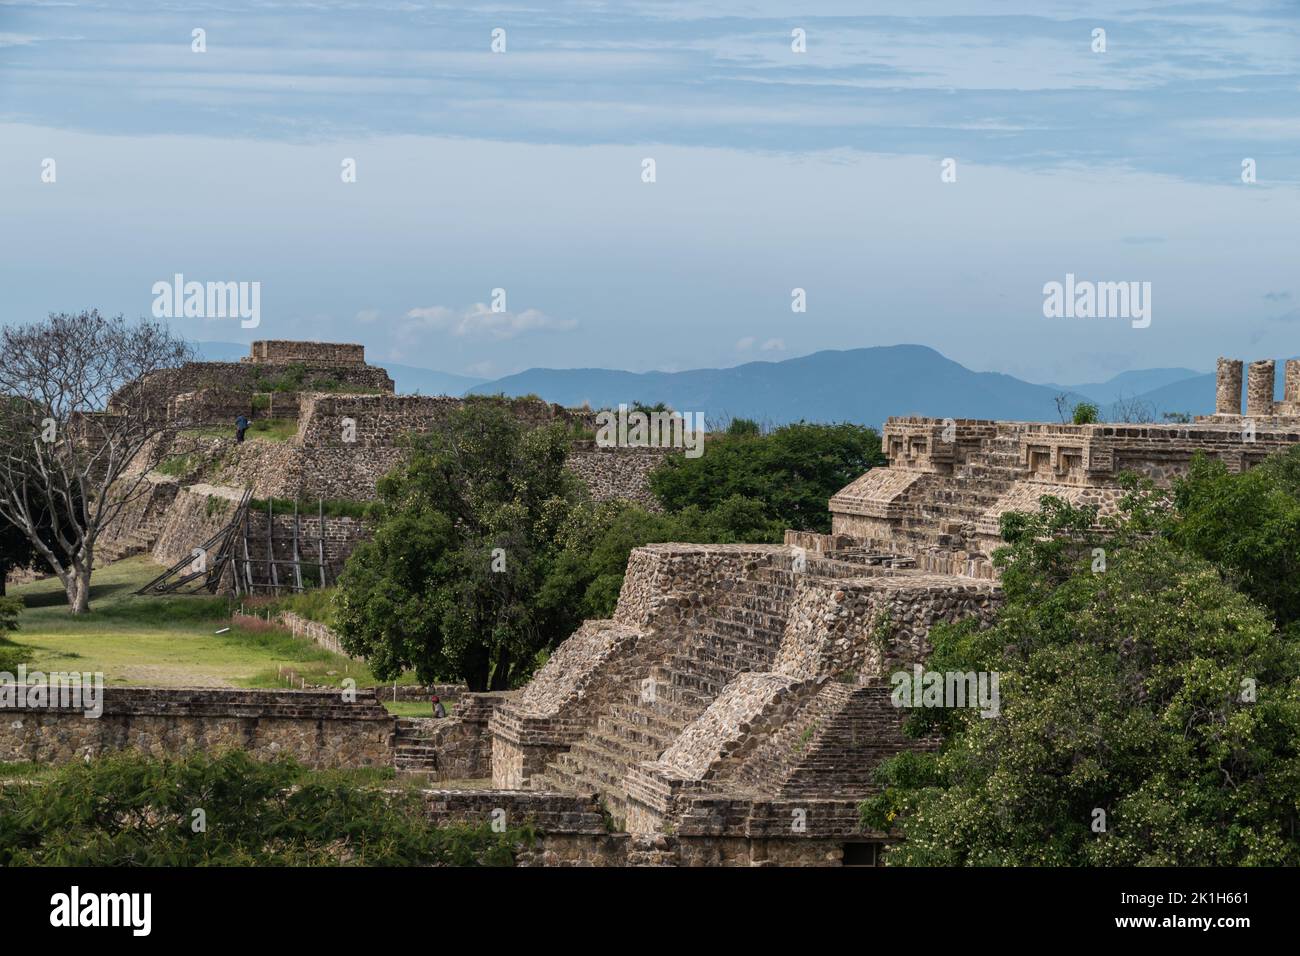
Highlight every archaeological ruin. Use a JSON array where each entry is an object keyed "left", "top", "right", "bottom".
[
  {"left": 28, "top": 350, "right": 1300, "bottom": 865},
  {"left": 98, "top": 340, "right": 672, "bottom": 586}
]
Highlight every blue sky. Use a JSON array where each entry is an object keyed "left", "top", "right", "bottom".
[{"left": 1, "top": 0, "right": 1297, "bottom": 384}]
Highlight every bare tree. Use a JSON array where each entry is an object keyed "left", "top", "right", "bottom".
[
  {"left": 0, "top": 312, "right": 193, "bottom": 613},
  {"left": 1053, "top": 392, "right": 1071, "bottom": 424},
  {"left": 1110, "top": 393, "right": 1156, "bottom": 424}
]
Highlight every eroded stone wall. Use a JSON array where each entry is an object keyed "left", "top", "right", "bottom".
[
  {"left": 0, "top": 688, "right": 394, "bottom": 769},
  {"left": 247, "top": 341, "right": 366, "bottom": 367}
]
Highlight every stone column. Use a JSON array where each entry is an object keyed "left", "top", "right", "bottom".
[
  {"left": 1215, "top": 358, "right": 1243, "bottom": 415},
  {"left": 1285, "top": 360, "right": 1300, "bottom": 406},
  {"left": 1246, "top": 360, "right": 1276, "bottom": 417}
]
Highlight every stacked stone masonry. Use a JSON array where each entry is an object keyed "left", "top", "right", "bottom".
[
  {"left": 490, "top": 542, "right": 998, "bottom": 852},
  {"left": 0, "top": 688, "right": 395, "bottom": 769},
  {"left": 821, "top": 407, "right": 1300, "bottom": 578},
  {"left": 100, "top": 341, "right": 670, "bottom": 561}
]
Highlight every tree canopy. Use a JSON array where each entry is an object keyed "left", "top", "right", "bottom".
[
  {"left": 649, "top": 421, "right": 884, "bottom": 534},
  {"left": 862, "top": 464, "right": 1300, "bottom": 866},
  {"left": 334, "top": 400, "right": 585, "bottom": 691},
  {"left": 0, "top": 312, "right": 193, "bottom": 613}
]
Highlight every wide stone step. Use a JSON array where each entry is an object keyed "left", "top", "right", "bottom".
[
  {"left": 597, "top": 711, "right": 687, "bottom": 753},
  {"left": 553, "top": 751, "right": 629, "bottom": 805},
  {"left": 546, "top": 762, "right": 628, "bottom": 817}
]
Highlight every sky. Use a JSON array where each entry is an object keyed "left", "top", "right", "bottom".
[{"left": 1, "top": 0, "right": 1298, "bottom": 385}]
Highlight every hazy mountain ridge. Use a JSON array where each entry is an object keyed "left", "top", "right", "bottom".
[
  {"left": 469, "top": 345, "right": 1215, "bottom": 425},
  {"left": 195, "top": 340, "right": 1227, "bottom": 425}
]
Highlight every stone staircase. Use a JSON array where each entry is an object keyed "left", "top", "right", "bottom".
[
  {"left": 534, "top": 567, "right": 798, "bottom": 821},
  {"left": 890, "top": 433, "right": 1024, "bottom": 556},
  {"left": 98, "top": 515, "right": 167, "bottom": 563},
  {"left": 393, "top": 717, "right": 440, "bottom": 774},
  {"left": 97, "top": 477, "right": 179, "bottom": 564}
]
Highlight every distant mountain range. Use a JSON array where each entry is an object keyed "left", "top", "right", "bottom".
[
  {"left": 197, "top": 339, "right": 1241, "bottom": 426},
  {"left": 468, "top": 346, "right": 1220, "bottom": 426}
]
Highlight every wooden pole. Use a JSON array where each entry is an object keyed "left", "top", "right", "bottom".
[
  {"left": 318, "top": 499, "right": 327, "bottom": 589},
  {"left": 292, "top": 500, "right": 304, "bottom": 592},
  {"left": 242, "top": 509, "right": 254, "bottom": 593},
  {"left": 267, "top": 498, "right": 280, "bottom": 593}
]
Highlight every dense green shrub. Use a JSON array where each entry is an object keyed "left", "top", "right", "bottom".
[
  {"left": 0, "top": 750, "right": 532, "bottom": 866},
  {"left": 861, "top": 488, "right": 1300, "bottom": 866},
  {"left": 1072, "top": 401, "right": 1100, "bottom": 424},
  {"left": 649, "top": 422, "right": 884, "bottom": 534},
  {"left": 336, "top": 402, "right": 584, "bottom": 691}
]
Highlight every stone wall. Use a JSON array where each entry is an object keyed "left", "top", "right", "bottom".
[
  {"left": 773, "top": 573, "right": 999, "bottom": 679},
  {"left": 169, "top": 388, "right": 254, "bottom": 426},
  {"left": 830, "top": 415, "right": 1300, "bottom": 577},
  {"left": 109, "top": 361, "right": 395, "bottom": 419},
  {"left": 419, "top": 789, "right": 881, "bottom": 866},
  {"left": 566, "top": 443, "right": 671, "bottom": 509},
  {"left": 97, "top": 472, "right": 181, "bottom": 562},
  {"left": 494, "top": 542, "right": 997, "bottom": 849},
  {"left": 168, "top": 388, "right": 307, "bottom": 427},
  {"left": 0, "top": 688, "right": 394, "bottom": 769},
  {"left": 404, "top": 693, "right": 511, "bottom": 779},
  {"left": 247, "top": 340, "right": 366, "bottom": 367},
  {"left": 150, "top": 483, "right": 241, "bottom": 566},
  {"left": 279, "top": 611, "right": 351, "bottom": 657},
  {"left": 148, "top": 484, "right": 370, "bottom": 589}
]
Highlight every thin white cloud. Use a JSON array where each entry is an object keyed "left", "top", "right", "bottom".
[{"left": 402, "top": 303, "right": 577, "bottom": 341}]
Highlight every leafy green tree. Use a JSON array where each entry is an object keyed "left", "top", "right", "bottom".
[
  {"left": 335, "top": 400, "right": 585, "bottom": 690},
  {"left": 1072, "top": 401, "right": 1100, "bottom": 424},
  {"left": 540, "top": 497, "right": 785, "bottom": 622},
  {"left": 0, "top": 751, "right": 530, "bottom": 866},
  {"left": 724, "top": 417, "right": 761, "bottom": 437},
  {"left": 1171, "top": 449, "right": 1300, "bottom": 629},
  {"left": 649, "top": 422, "right": 884, "bottom": 533},
  {"left": 0, "top": 519, "right": 39, "bottom": 597},
  {"left": 862, "top": 497, "right": 1300, "bottom": 866},
  {"left": 0, "top": 595, "right": 23, "bottom": 672}
]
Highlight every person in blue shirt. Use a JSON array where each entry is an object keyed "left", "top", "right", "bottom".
[{"left": 235, "top": 415, "right": 249, "bottom": 443}]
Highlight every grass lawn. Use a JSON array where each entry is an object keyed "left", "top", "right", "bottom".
[
  {"left": 381, "top": 699, "right": 457, "bottom": 718},
  {"left": 4, "top": 556, "right": 418, "bottom": 690},
  {"left": 178, "top": 418, "right": 299, "bottom": 444}
]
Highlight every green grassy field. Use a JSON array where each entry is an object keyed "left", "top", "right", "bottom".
[
  {"left": 380, "top": 699, "right": 457, "bottom": 718},
  {"left": 5, "top": 556, "right": 418, "bottom": 690},
  {"left": 178, "top": 417, "right": 299, "bottom": 444}
]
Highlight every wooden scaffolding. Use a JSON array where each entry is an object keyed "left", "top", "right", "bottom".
[{"left": 136, "top": 490, "right": 337, "bottom": 596}]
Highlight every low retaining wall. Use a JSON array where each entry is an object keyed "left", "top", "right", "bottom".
[
  {"left": 410, "top": 693, "right": 511, "bottom": 778},
  {"left": 418, "top": 789, "right": 876, "bottom": 866},
  {"left": 0, "top": 687, "right": 395, "bottom": 769}
]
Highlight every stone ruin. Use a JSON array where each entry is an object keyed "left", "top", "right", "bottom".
[
  {"left": 1207, "top": 356, "right": 1300, "bottom": 421},
  {"left": 472, "top": 357, "right": 1300, "bottom": 863},
  {"left": 488, "top": 542, "right": 998, "bottom": 863},
  {"left": 793, "top": 356, "right": 1300, "bottom": 578},
  {"left": 99, "top": 340, "right": 673, "bottom": 579},
  {"left": 73, "top": 352, "right": 1300, "bottom": 863}
]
